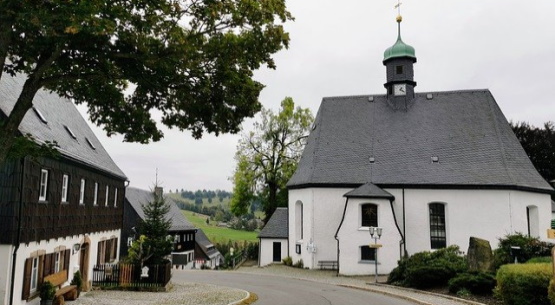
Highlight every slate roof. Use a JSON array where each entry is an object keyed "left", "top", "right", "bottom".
[
  {"left": 0, "top": 73, "right": 126, "bottom": 179},
  {"left": 288, "top": 90, "right": 553, "bottom": 194},
  {"left": 124, "top": 187, "right": 195, "bottom": 231},
  {"left": 344, "top": 183, "right": 394, "bottom": 199},
  {"left": 195, "top": 229, "right": 221, "bottom": 259},
  {"left": 259, "top": 208, "right": 288, "bottom": 238}
]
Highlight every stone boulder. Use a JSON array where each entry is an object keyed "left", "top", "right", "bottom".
[{"left": 467, "top": 237, "right": 494, "bottom": 272}]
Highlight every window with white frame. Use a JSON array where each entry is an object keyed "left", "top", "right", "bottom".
[
  {"left": 105, "top": 185, "right": 109, "bottom": 206},
  {"left": 30, "top": 257, "right": 39, "bottom": 292},
  {"left": 114, "top": 188, "right": 118, "bottom": 207},
  {"left": 93, "top": 182, "right": 98, "bottom": 205},
  {"left": 61, "top": 174, "right": 69, "bottom": 203},
  {"left": 79, "top": 179, "right": 86, "bottom": 204},
  {"left": 39, "top": 169, "right": 49, "bottom": 201},
  {"left": 54, "top": 252, "right": 61, "bottom": 273}
]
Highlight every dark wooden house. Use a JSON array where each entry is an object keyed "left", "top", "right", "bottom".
[
  {"left": 122, "top": 187, "right": 197, "bottom": 268},
  {"left": 0, "top": 74, "right": 127, "bottom": 305}
]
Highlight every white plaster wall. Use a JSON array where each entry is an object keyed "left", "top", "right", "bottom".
[
  {"left": 310, "top": 188, "right": 354, "bottom": 269},
  {"left": 0, "top": 245, "right": 14, "bottom": 305},
  {"left": 259, "top": 238, "right": 288, "bottom": 266},
  {"left": 337, "top": 198, "right": 402, "bottom": 275},
  {"left": 402, "top": 189, "right": 551, "bottom": 256},
  {"left": 288, "top": 188, "right": 313, "bottom": 267},
  {"left": 8, "top": 229, "right": 120, "bottom": 305}
]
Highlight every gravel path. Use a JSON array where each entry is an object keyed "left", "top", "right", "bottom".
[{"left": 70, "top": 282, "right": 248, "bottom": 305}]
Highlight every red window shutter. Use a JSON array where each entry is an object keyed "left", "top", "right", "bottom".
[
  {"left": 64, "top": 249, "right": 70, "bottom": 272},
  {"left": 21, "top": 258, "right": 32, "bottom": 300}
]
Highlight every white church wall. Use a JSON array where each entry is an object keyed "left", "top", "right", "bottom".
[
  {"left": 403, "top": 189, "right": 551, "bottom": 256},
  {"left": 336, "top": 198, "right": 402, "bottom": 275},
  {"left": 288, "top": 188, "right": 313, "bottom": 267},
  {"left": 259, "top": 238, "right": 288, "bottom": 266}
]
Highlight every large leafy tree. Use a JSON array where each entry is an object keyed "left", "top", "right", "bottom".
[
  {"left": 230, "top": 97, "right": 313, "bottom": 222},
  {"left": 511, "top": 121, "right": 555, "bottom": 183},
  {"left": 0, "top": 0, "right": 292, "bottom": 164}
]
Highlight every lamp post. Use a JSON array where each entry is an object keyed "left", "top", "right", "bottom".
[
  {"left": 230, "top": 247, "right": 235, "bottom": 268},
  {"left": 369, "top": 226, "right": 383, "bottom": 283}
]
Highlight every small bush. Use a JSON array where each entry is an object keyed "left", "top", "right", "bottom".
[
  {"left": 456, "top": 288, "right": 471, "bottom": 298},
  {"left": 39, "top": 281, "right": 56, "bottom": 300},
  {"left": 493, "top": 233, "right": 554, "bottom": 269},
  {"left": 70, "top": 270, "right": 83, "bottom": 291},
  {"left": 495, "top": 263, "right": 552, "bottom": 305},
  {"left": 293, "top": 259, "right": 304, "bottom": 269},
  {"left": 282, "top": 256, "right": 292, "bottom": 266},
  {"left": 448, "top": 272, "right": 496, "bottom": 295},
  {"left": 527, "top": 257, "right": 552, "bottom": 264},
  {"left": 387, "top": 245, "right": 467, "bottom": 288},
  {"left": 549, "top": 279, "right": 555, "bottom": 305}
]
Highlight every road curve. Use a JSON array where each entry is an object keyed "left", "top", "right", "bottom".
[{"left": 174, "top": 270, "right": 417, "bottom": 305}]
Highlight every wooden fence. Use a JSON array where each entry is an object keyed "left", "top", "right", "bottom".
[{"left": 92, "top": 262, "right": 171, "bottom": 288}]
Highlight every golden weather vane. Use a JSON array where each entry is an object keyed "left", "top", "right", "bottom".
[{"left": 394, "top": 0, "right": 403, "bottom": 23}]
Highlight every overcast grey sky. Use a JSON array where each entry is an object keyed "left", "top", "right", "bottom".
[{"left": 82, "top": 0, "right": 555, "bottom": 192}]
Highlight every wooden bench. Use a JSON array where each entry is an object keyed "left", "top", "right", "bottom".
[
  {"left": 44, "top": 270, "right": 78, "bottom": 303},
  {"left": 317, "top": 260, "right": 338, "bottom": 270}
]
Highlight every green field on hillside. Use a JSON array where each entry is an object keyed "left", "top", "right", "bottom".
[
  {"left": 181, "top": 210, "right": 258, "bottom": 242},
  {"left": 168, "top": 193, "right": 231, "bottom": 209}
]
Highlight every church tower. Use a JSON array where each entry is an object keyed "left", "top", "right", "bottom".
[{"left": 383, "top": 13, "right": 416, "bottom": 109}]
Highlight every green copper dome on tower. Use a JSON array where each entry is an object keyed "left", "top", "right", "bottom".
[{"left": 383, "top": 16, "right": 416, "bottom": 62}]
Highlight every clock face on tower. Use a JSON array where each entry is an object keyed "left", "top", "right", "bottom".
[{"left": 394, "top": 84, "right": 407, "bottom": 96}]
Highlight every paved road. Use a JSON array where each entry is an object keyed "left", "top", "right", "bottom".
[{"left": 174, "top": 270, "right": 416, "bottom": 305}]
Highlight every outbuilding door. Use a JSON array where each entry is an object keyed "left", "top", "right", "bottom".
[{"left": 273, "top": 242, "right": 281, "bottom": 262}]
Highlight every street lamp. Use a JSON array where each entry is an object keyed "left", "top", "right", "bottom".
[{"left": 369, "top": 226, "right": 383, "bottom": 283}]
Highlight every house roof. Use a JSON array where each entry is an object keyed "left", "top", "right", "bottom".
[
  {"left": 124, "top": 187, "right": 195, "bottom": 231},
  {"left": 344, "top": 183, "right": 395, "bottom": 199},
  {"left": 288, "top": 90, "right": 553, "bottom": 194},
  {"left": 0, "top": 73, "right": 126, "bottom": 180},
  {"left": 195, "top": 229, "right": 221, "bottom": 259},
  {"left": 259, "top": 207, "right": 288, "bottom": 239}
]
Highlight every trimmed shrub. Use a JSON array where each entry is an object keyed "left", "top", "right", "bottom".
[
  {"left": 293, "top": 259, "right": 304, "bottom": 269},
  {"left": 448, "top": 272, "right": 496, "bottom": 295},
  {"left": 282, "top": 256, "right": 292, "bottom": 266},
  {"left": 387, "top": 245, "right": 468, "bottom": 288},
  {"left": 527, "top": 257, "right": 552, "bottom": 264},
  {"left": 495, "top": 263, "right": 552, "bottom": 305},
  {"left": 549, "top": 279, "right": 555, "bottom": 305},
  {"left": 493, "top": 233, "right": 554, "bottom": 269}
]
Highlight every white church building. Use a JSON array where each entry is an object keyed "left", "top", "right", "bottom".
[{"left": 259, "top": 15, "right": 554, "bottom": 275}]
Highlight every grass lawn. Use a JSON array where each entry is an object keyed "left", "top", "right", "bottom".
[{"left": 182, "top": 210, "right": 258, "bottom": 243}]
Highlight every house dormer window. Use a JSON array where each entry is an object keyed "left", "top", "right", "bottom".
[
  {"left": 64, "top": 125, "right": 77, "bottom": 139},
  {"left": 39, "top": 169, "right": 49, "bottom": 202},
  {"left": 86, "top": 137, "right": 96, "bottom": 150},
  {"left": 32, "top": 107, "right": 48, "bottom": 124}
]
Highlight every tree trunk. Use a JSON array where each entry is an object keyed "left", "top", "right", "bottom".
[
  {"left": 0, "top": 76, "right": 42, "bottom": 165},
  {"left": 264, "top": 181, "right": 278, "bottom": 223}
]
